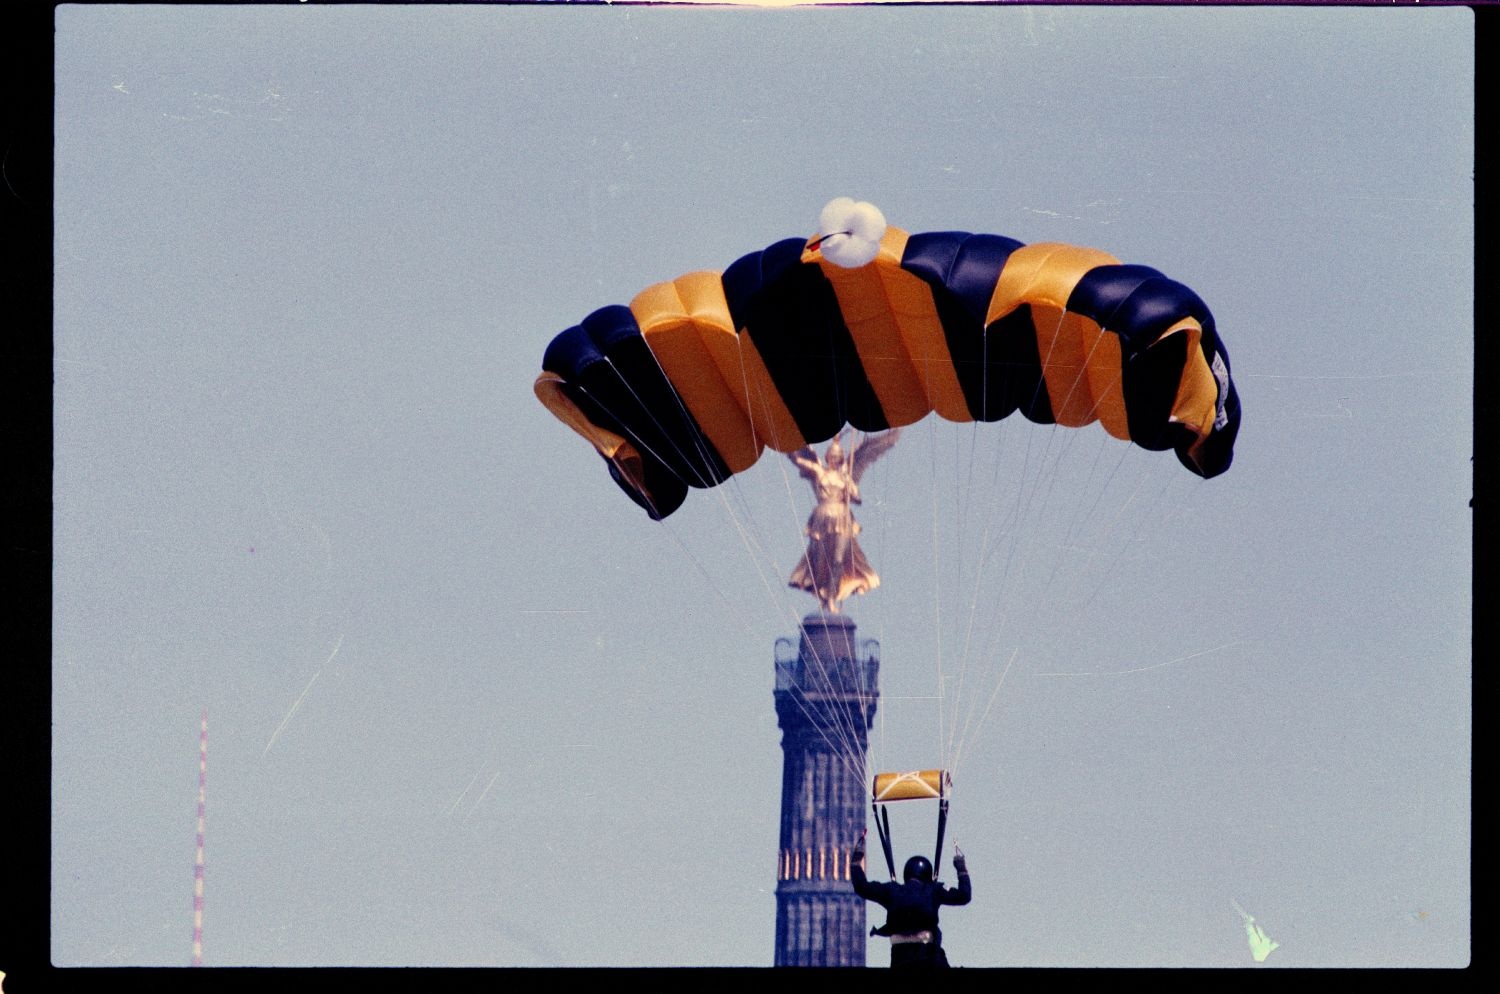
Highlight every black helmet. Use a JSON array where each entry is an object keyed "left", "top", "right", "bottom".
[{"left": 903, "top": 855, "right": 933, "bottom": 883}]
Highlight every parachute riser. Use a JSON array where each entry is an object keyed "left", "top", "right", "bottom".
[
  {"left": 874, "top": 801, "right": 897, "bottom": 882},
  {"left": 933, "top": 798, "right": 950, "bottom": 880}
]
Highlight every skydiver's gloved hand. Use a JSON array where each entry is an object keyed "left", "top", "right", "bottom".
[
  {"left": 851, "top": 829, "right": 866, "bottom": 865},
  {"left": 953, "top": 845, "right": 968, "bottom": 876}
]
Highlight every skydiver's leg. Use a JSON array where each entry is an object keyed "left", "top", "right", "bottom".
[{"left": 890, "top": 944, "right": 942, "bottom": 968}]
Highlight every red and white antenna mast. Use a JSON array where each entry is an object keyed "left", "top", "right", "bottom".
[{"left": 192, "top": 710, "right": 207, "bottom": 966}]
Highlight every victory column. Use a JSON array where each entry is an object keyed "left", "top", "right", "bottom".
[{"left": 772, "top": 430, "right": 897, "bottom": 966}]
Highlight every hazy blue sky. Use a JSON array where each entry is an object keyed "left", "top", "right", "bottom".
[{"left": 50, "top": 3, "right": 1470, "bottom": 971}]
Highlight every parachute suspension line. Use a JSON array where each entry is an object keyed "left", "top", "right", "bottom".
[
  {"left": 846, "top": 428, "right": 888, "bottom": 774},
  {"left": 945, "top": 477, "right": 1008, "bottom": 769},
  {"left": 940, "top": 309, "right": 1141, "bottom": 766},
  {"left": 944, "top": 321, "right": 983, "bottom": 754},
  {"left": 823, "top": 321, "right": 851, "bottom": 444},
  {"left": 569, "top": 354, "right": 795, "bottom": 672},
  {"left": 702, "top": 432, "right": 802, "bottom": 635},
  {"left": 932, "top": 423, "right": 976, "bottom": 767},
  {"left": 979, "top": 308, "right": 991, "bottom": 424},
  {"left": 565, "top": 383, "right": 676, "bottom": 520},
  {"left": 765, "top": 464, "right": 869, "bottom": 772},
  {"left": 1023, "top": 305, "right": 1092, "bottom": 515},
  {"left": 1034, "top": 435, "right": 1135, "bottom": 610},
  {"left": 593, "top": 357, "right": 724, "bottom": 492},
  {"left": 958, "top": 411, "right": 983, "bottom": 582},
  {"left": 717, "top": 494, "right": 870, "bottom": 774},
  {"left": 947, "top": 646, "right": 1020, "bottom": 784},
  {"left": 779, "top": 615, "right": 872, "bottom": 782},
  {"left": 1038, "top": 332, "right": 1164, "bottom": 605},
  {"left": 574, "top": 346, "right": 756, "bottom": 516},
  {"left": 1059, "top": 407, "right": 1131, "bottom": 551},
  {"left": 976, "top": 303, "right": 1074, "bottom": 636},
  {"left": 1024, "top": 325, "right": 1131, "bottom": 595},
  {"left": 945, "top": 407, "right": 1041, "bottom": 762},
  {"left": 959, "top": 467, "right": 1032, "bottom": 729},
  {"left": 950, "top": 421, "right": 1091, "bottom": 772},
  {"left": 940, "top": 316, "right": 1004, "bottom": 771},
  {"left": 711, "top": 474, "right": 776, "bottom": 573},
  {"left": 1032, "top": 329, "right": 1158, "bottom": 644},
  {"left": 652, "top": 514, "right": 774, "bottom": 645},
  {"left": 1037, "top": 317, "right": 1169, "bottom": 601},
  {"left": 771, "top": 461, "right": 869, "bottom": 770},
  {"left": 1036, "top": 639, "right": 1244, "bottom": 679},
  {"left": 722, "top": 330, "right": 892, "bottom": 774},
  {"left": 979, "top": 422, "right": 1079, "bottom": 687},
  {"left": 927, "top": 418, "right": 950, "bottom": 768},
  {"left": 191, "top": 710, "right": 207, "bottom": 967},
  {"left": 730, "top": 328, "right": 776, "bottom": 466},
  {"left": 947, "top": 408, "right": 1026, "bottom": 759},
  {"left": 712, "top": 335, "right": 871, "bottom": 774},
  {"left": 1070, "top": 467, "right": 1180, "bottom": 622},
  {"left": 724, "top": 333, "right": 816, "bottom": 611},
  {"left": 663, "top": 480, "right": 870, "bottom": 775},
  {"left": 822, "top": 650, "right": 881, "bottom": 783},
  {"left": 786, "top": 556, "right": 871, "bottom": 770},
  {"left": 730, "top": 327, "right": 833, "bottom": 590},
  {"left": 579, "top": 357, "right": 860, "bottom": 762},
  {"left": 899, "top": 341, "right": 966, "bottom": 776},
  {"left": 944, "top": 301, "right": 1093, "bottom": 769},
  {"left": 953, "top": 439, "right": 1140, "bottom": 767},
  {"left": 634, "top": 330, "right": 746, "bottom": 496},
  {"left": 914, "top": 309, "right": 1006, "bottom": 776}
]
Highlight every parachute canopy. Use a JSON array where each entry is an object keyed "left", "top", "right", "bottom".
[{"left": 535, "top": 210, "right": 1241, "bottom": 519}]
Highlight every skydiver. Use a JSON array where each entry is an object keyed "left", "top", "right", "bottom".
[{"left": 850, "top": 830, "right": 971, "bottom": 968}]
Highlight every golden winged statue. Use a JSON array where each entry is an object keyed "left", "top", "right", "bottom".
[{"left": 788, "top": 428, "right": 901, "bottom": 614}]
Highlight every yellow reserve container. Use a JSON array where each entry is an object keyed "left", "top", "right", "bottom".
[{"left": 872, "top": 769, "right": 949, "bottom": 804}]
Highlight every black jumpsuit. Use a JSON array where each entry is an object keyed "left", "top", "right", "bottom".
[{"left": 851, "top": 860, "right": 972, "bottom": 967}]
